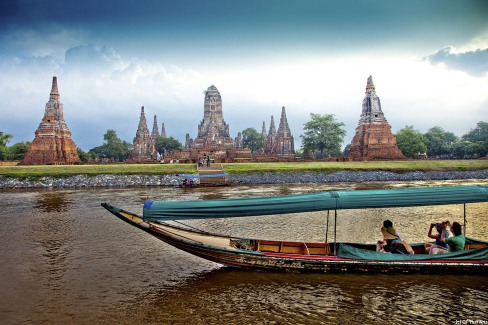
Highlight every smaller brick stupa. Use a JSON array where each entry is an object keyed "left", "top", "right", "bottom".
[
  {"left": 265, "top": 107, "right": 294, "bottom": 156},
  {"left": 130, "top": 106, "right": 155, "bottom": 160},
  {"left": 347, "top": 76, "right": 406, "bottom": 161},
  {"left": 20, "top": 77, "right": 80, "bottom": 165}
]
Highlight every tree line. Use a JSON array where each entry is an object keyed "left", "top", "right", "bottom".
[{"left": 1, "top": 118, "right": 486, "bottom": 162}]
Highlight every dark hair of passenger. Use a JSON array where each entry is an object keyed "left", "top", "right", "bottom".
[
  {"left": 383, "top": 220, "right": 393, "bottom": 228},
  {"left": 452, "top": 222, "right": 462, "bottom": 236}
]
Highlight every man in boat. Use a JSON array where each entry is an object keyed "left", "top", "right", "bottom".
[
  {"left": 431, "top": 221, "right": 465, "bottom": 254},
  {"left": 376, "top": 220, "right": 408, "bottom": 254},
  {"left": 425, "top": 221, "right": 450, "bottom": 254}
]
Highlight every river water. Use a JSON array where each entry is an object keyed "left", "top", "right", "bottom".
[{"left": 1, "top": 180, "right": 487, "bottom": 324}]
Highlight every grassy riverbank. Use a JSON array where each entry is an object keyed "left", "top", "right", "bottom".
[{"left": 0, "top": 160, "right": 487, "bottom": 178}]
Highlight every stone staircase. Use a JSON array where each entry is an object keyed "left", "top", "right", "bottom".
[{"left": 197, "top": 163, "right": 227, "bottom": 184}]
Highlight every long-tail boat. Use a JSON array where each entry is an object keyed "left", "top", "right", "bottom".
[
  {"left": 173, "top": 173, "right": 234, "bottom": 188},
  {"left": 101, "top": 185, "right": 488, "bottom": 274}
]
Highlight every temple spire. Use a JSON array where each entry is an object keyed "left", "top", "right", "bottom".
[
  {"left": 360, "top": 75, "right": 384, "bottom": 124},
  {"left": 131, "top": 106, "right": 155, "bottom": 160},
  {"left": 161, "top": 123, "right": 167, "bottom": 138},
  {"left": 20, "top": 76, "right": 80, "bottom": 165},
  {"left": 151, "top": 115, "right": 160, "bottom": 140},
  {"left": 366, "top": 75, "right": 375, "bottom": 92},
  {"left": 49, "top": 76, "right": 60, "bottom": 101},
  {"left": 138, "top": 106, "right": 149, "bottom": 131},
  {"left": 268, "top": 116, "right": 276, "bottom": 137},
  {"left": 347, "top": 75, "right": 406, "bottom": 160},
  {"left": 277, "top": 106, "right": 291, "bottom": 137}
]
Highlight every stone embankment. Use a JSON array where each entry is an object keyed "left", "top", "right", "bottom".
[{"left": 1, "top": 170, "right": 487, "bottom": 189}]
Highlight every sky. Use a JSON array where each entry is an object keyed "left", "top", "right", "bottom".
[{"left": 1, "top": 0, "right": 487, "bottom": 151}]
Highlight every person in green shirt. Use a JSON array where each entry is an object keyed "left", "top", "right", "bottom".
[{"left": 431, "top": 221, "right": 465, "bottom": 254}]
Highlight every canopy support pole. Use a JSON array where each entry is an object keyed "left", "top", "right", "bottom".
[
  {"left": 325, "top": 210, "right": 330, "bottom": 244},
  {"left": 464, "top": 203, "right": 467, "bottom": 236},
  {"left": 333, "top": 209, "right": 337, "bottom": 256}
]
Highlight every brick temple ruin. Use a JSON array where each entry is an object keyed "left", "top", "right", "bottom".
[
  {"left": 130, "top": 84, "right": 296, "bottom": 162},
  {"left": 20, "top": 77, "right": 80, "bottom": 165},
  {"left": 347, "top": 76, "right": 406, "bottom": 161},
  {"left": 263, "top": 106, "right": 295, "bottom": 157},
  {"left": 129, "top": 106, "right": 157, "bottom": 161},
  {"left": 129, "top": 77, "right": 408, "bottom": 163}
]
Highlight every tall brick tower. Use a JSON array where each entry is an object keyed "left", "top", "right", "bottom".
[
  {"left": 131, "top": 106, "right": 155, "bottom": 160},
  {"left": 20, "top": 76, "right": 80, "bottom": 165},
  {"left": 192, "top": 85, "right": 235, "bottom": 150},
  {"left": 274, "top": 106, "right": 295, "bottom": 156},
  {"left": 347, "top": 76, "right": 406, "bottom": 160}
]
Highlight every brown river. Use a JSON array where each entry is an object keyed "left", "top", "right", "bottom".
[{"left": 1, "top": 180, "right": 487, "bottom": 324}]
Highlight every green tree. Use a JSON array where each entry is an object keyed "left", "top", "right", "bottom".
[
  {"left": 451, "top": 141, "right": 480, "bottom": 159},
  {"left": 0, "top": 132, "right": 13, "bottom": 160},
  {"left": 0, "top": 132, "right": 13, "bottom": 147},
  {"left": 301, "top": 113, "right": 346, "bottom": 159},
  {"left": 241, "top": 128, "right": 265, "bottom": 153},
  {"left": 461, "top": 121, "right": 488, "bottom": 158},
  {"left": 396, "top": 126, "right": 427, "bottom": 158},
  {"left": 89, "top": 129, "right": 132, "bottom": 162},
  {"left": 155, "top": 136, "right": 182, "bottom": 157},
  {"left": 77, "top": 147, "right": 98, "bottom": 163},
  {"left": 8, "top": 142, "right": 30, "bottom": 160},
  {"left": 424, "top": 126, "right": 458, "bottom": 158}
]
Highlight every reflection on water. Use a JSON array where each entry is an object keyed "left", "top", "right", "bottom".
[
  {"left": 34, "top": 190, "right": 73, "bottom": 212},
  {"left": 118, "top": 269, "right": 488, "bottom": 324},
  {"left": 0, "top": 180, "right": 487, "bottom": 324}
]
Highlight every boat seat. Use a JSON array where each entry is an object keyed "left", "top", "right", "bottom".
[
  {"left": 257, "top": 240, "right": 330, "bottom": 255},
  {"left": 465, "top": 243, "right": 488, "bottom": 250}
]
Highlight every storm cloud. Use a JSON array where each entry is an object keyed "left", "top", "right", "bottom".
[{"left": 425, "top": 46, "right": 488, "bottom": 77}]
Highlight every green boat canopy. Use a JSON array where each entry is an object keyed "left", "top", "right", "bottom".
[{"left": 143, "top": 185, "right": 488, "bottom": 221}]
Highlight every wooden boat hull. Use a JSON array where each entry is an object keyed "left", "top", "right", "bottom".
[{"left": 101, "top": 203, "right": 488, "bottom": 275}]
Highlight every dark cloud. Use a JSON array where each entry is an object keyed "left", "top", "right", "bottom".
[{"left": 425, "top": 46, "right": 488, "bottom": 77}]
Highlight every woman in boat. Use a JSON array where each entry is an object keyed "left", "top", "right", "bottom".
[
  {"left": 376, "top": 220, "right": 408, "bottom": 254},
  {"left": 431, "top": 221, "right": 465, "bottom": 254},
  {"left": 425, "top": 221, "right": 450, "bottom": 254}
]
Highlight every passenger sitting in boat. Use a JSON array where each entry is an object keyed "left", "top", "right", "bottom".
[
  {"left": 376, "top": 220, "right": 408, "bottom": 254},
  {"left": 425, "top": 221, "right": 450, "bottom": 254},
  {"left": 431, "top": 221, "right": 465, "bottom": 254}
]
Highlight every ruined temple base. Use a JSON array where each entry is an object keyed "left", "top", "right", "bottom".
[
  {"left": 347, "top": 123, "right": 406, "bottom": 161},
  {"left": 20, "top": 137, "right": 80, "bottom": 165}
]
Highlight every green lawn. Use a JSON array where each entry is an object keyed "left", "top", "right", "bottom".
[{"left": 0, "top": 160, "right": 487, "bottom": 178}]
